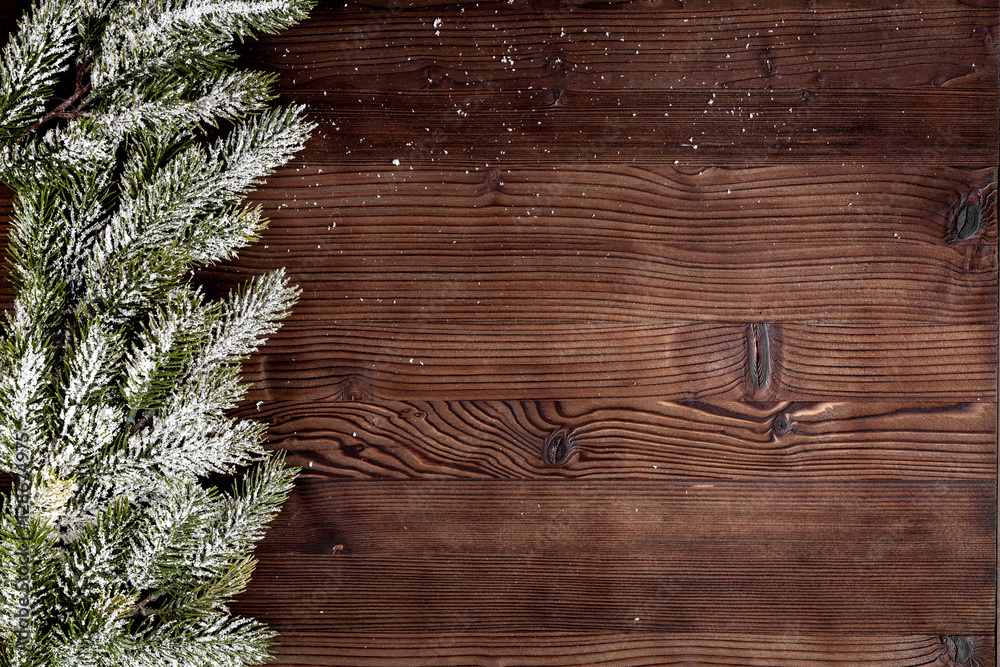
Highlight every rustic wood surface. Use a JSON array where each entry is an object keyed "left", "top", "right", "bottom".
[
  {"left": 241, "top": 399, "right": 998, "bottom": 481},
  {"left": 241, "top": 3, "right": 1000, "bottom": 166},
  {"left": 198, "top": 165, "right": 998, "bottom": 324},
  {"left": 1, "top": 0, "right": 997, "bottom": 665},
  {"left": 242, "top": 633, "right": 998, "bottom": 667}
]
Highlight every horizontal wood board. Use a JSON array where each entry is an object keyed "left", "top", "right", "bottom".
[
  {"left": 235, "top": 479, "right": 996, "bottom": 637},
  {"left": 291, "top": 88, "right": 998, "bottom": 166},
  {"left": 240, "top": 399, "right": 999, "bottom": 481},
  {"left": 239, "top": 321, "right": 997, "bottom": 401},
  {"left": 254, "top": 479, "right": 997, "bottom": 558},
  {"left": 5, "top": 164, "right": 998, "bottom": 323},
  {"left": 194, "top": 164, "right": 999, "bottom": 324},
  {"left": 250, "top": 5, "right": 999, "bottom": 91},
  {"left": 244, "top": 3, "right": 1000, "bottom": 166},
  {"left": 249, "top": 632, "right": 997, "bottom": 667},
  {"left": 237, "top": 547, "right": 995, "bottom": 634}
]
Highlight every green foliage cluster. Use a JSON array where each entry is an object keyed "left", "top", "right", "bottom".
[{"left": 0, "top": 1, "right": 314, "bottom": 664}]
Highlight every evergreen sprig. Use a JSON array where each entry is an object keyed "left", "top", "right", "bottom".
[{"left": 0, "top": 1, "right": 315, "bottom": 665}]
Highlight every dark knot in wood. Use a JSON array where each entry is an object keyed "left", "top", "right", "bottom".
[
  {"left": 545, "top": 50, "right": 572, "bottom": 76},
  {"left": 941, "top": 635, "right": 979, "bottom": 666},
  {"left": 772, "top": 413, "right": 793, "bottom": 436},
  {"left": 421, "top": 65, "right": 448, "bottom": 89},
  {"left": 483, "top": 167, "right": 503, "bottom": 193},
  {"left": 748, "top": 323, "right": 772, "bottom": 389},
  {"left": 542, "top": 428, "right": 574, "bottom": 467},
  {"left": 339, "top": 375, "right": 371, "bottom": 402},
  {"left": 340, "top": 440, "right": 366, "bottom": 459},
  {"left": 954, "top": 202, "right": 982, "bottom": 240}
]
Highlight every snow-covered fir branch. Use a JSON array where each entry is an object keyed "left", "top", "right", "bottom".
[{"left": 0, "top": 0, "right": 315, "bottom": 664}]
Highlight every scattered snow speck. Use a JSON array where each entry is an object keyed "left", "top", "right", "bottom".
[{"left": 392, "top": 158, "right": 400, "bottom": 166}]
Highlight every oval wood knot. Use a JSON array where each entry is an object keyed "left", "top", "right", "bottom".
[
  {"left": 483, "top": 167, "right": 503, "bottom": 192},
  {"left": 955, "top": 202, "right": 982, "bottom": 240},
  {"left": 399, "top": 407, "right": 427, "bottom": 421},
  {"left": 772, "top": 413, "right": 793, "bottom": 436},
  {"left": 941, "top": 635, "right": 979, "bottom": 665},
  {"left": 339, "top": 375, "right": 372, "bottom": 402},
  {"left": 421, "top": 65, "right": 448, "bottom": 88},
  {"left": 545, "top": 50, "right": 572, "bottom": 75},
  {"left": 748, "top": 323, "right": 772, "bottom": 389},
  {"left": 542, "top": 428, "right": 575, "bottom": 467},
  {"left": 341, "top": 440, "right": 366, "bottom": 459}
]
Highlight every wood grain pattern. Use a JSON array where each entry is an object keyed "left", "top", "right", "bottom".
[
  {"left": 245, "top": 3, "right": 999, "bottom": 165},
  {"left": 240, "top": 320, "right": 997, "bottom": 402},
  {"left": 291, "top": 89, "right": 997, "bottom": 166},
  {"left": 775, "top": 323, "right": 999, "bottom": 398},
  {"left": 12, "top": 165, "right": 1000, "bottom": 323},
  {"left": 248, "top": 2, "right": 998, "bottom": 91},
  {"left": 194, "top": 165, "right": 999, "bottom": 324},
  {"left": 259, "top": 632, "right": 993, "bottom": 667},
  {"left": 236, "top": 399, "right": 999, "bottom": 481},
  {"left": 234, "top": 547, "right": 995, "bottom": 634},
  {"left": 254, "top": 479, "right": 996, "bottom": 558},
  {"left": 241, "top": 321, "right": 747, "bottom": 401},
  {"left": 247, "top": 4, "right": 999, "bottom": 92}
]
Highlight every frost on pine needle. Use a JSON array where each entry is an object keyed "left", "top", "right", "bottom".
[
  {"left": 93, "top": 0, "right": 313, "bottom": 96},
  {"left": 0, "top": 0, "right": 77, "bottom": 140},
  {"left": 92, "top": 69, "right": 278, "bottom": 141},
  {"left": 0, "top": 0, "right": 315, "bottom": 663},
  {"left": 0, "top": 342, "right": 50, "bottom": 471},
  {"left": 194, "top": 269, "right": 297, "bottom": 375}
]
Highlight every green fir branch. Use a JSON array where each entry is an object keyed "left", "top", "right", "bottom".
[
  {"left": 0, "top": 0, "right": 315, "bottom": 664},
  {"left": 0, "top": 0, "right": 78, "bottom": 141}
]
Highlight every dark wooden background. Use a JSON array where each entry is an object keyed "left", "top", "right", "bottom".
[{"left": 2, "top": 0, "right": 998, "bottom": 665}]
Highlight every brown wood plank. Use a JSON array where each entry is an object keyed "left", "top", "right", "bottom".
[
  {"left": 239, "top": 552, "right": 996, "bottom": 633},
  {"left": 241, "top": 321, "right": 747, "bottom": 402},
  {"left": 195, "top": 164, "right": 999, "bottom": 324},
  {"left": 255, "top": 479, "right": 996, "bottom": 558},
  {"left": 236, "top": 533, "right": 995, "bottom": 635},
  {"left": 0, "top": 2, "right": 996, "bottom": 663},
  {"left": 292, "top": 88, "right": 997, "bottom": 166},
  {"left": 773, "top": 322, "right": 999, "bottom": 399},
  {"left": 248, "top": 4, "right": 999, "bottom": 93},
  {"left": 262, "top": 632, "right": 992, "bottom": 667},
  {"left": 235, "top": 399, "right": 998, "bottom": 481},
  {"left": 240, "top": 321, "right": 997, "bottom": 402},
  {"left": 240, "top": 321, "right": 747, "bottom": 401},
  {"left": 247, "top": 2, "right": 999, "bottom": 165}
]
